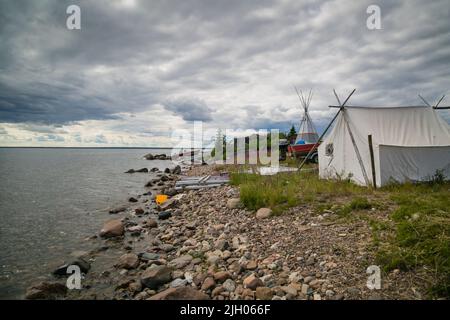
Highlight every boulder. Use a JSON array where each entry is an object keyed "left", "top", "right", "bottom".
[
  {"left": 128, "top": 197, "right": 138, "bottom": 203},
  {"left": 25, "top": 282, "right": 67, "bottom": 300},
  {"left": 136, "top": 168, "right": 148, "bottom": 173},
  {"left": 99, "top": 219, "right": 124, "bottom": 238},
  {"left": 150, "top": 286, "right": 209, "bottom": 300},
  {"left": 144, "top": 153, "right": 154, "bottom": 160},
  {"left": 145, "top": 181, "right": 153, "bottom": 187},
  {"left": 256, "top": 208, "right": 272, "bottom": 219},
  {"left": 134, "top": 208, "right": 145, "bottom": 215},
  {"left": 171, "top": 165, "right": 181, "bottom": 175},
  {"left": 125, "top": 169, "right": 135, "bottom": 173},
  {"left": 150, "top": 167, "right": 159, "bottom": 172},
  {"left": 243, "top": 274, "right": 264, "bottom": 290},
  {"left": 154, "top": 154, "right": 168, "bottom": 160},
  {"left": 116, "top": 253, "right": 139, "bottom": 269},
  {"left": 164, "top": 168, "right": 171, "bottom": 173},
  {"left": 141, "top": 265, "right": 172, "bottom": 289}
]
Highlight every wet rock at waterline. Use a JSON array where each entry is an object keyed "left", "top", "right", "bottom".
[
  {"left": 125, "top": 168, "right": 148, "bottom": 173},
  {"left": 109, "top": 206, "right": 127, "bottom": 214},
  {"left": 25, "top": 282, "right": 67, "bottom": 300},
  {"left": 172, "top": 165, "right": 181, "bottom": 175},
  {"left": 99, "top": 219, "right": 124, "bottom": 238},
  {"left": 53, "top": 258, "right": 91, "bottom": 276},
  {"left": 116, "top": 253, "right": 139, "bottom": 270}
]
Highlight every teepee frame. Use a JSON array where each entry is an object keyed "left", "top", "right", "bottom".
[{"left": 294, "top": 87, "right": 319, "bottom": 144}]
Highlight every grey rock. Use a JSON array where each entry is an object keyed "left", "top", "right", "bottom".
[
  {"left": 168, "top": 255, "right": 193, "bottom": 269},
  {"left": 25, "top": 282, "right": 67, "bottom": 300},
  {"left": 223, "top": 279, "right": 236, "bottom": 292},
  {"left": 170, "top": 278, "right": 188, "bottom": 288},
  {"left": 53, "top": 258, "right": 90, "bottom": 276},
  {"left": 158, "top": 211, "right": 172, "bottom": 220},
  {"left": 141, "top": 265, "right": 172, "bottom": 289}
]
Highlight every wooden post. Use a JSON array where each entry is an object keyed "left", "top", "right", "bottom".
[{"left": 368, "top": 134, "right": 377, "bottom": 189}]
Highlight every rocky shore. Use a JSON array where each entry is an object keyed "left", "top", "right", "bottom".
[{"left": 25, "top": 164, "right": 427, "bottom": 300}]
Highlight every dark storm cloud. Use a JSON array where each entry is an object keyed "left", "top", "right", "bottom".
[
  {"left": 164, "top": 98, "right": 213, "bottom": 122},
  {"left": 0, "top": 0, "right": 449, "bottom": 136}
]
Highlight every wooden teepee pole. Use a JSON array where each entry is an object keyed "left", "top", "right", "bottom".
[{"left": 297, "top": 89, "right": 356, "bottom": 170}]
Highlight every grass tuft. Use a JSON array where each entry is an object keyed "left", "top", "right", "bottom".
[{"left": 230, "top": 168, "right": 450, "bottom": 298}]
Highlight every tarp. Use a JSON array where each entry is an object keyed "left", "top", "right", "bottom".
[{"left": 318, "top": 106, "right": 450, "bottom": 186}]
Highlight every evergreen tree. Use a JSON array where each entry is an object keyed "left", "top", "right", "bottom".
[{"left": 287, "top": 125, "right": 297, "bottom": 142}]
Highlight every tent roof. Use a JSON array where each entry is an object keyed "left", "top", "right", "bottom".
[{"left": 331, "top": 106, "right": 450, "bottom": 147}]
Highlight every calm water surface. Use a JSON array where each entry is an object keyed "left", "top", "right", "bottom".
[{"left": 0, "top": 148, "right": 173, "bottom": 299}]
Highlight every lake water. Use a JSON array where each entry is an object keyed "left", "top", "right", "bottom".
[{"left": 0, "top": 148, "right": 174, "bottom": 299}]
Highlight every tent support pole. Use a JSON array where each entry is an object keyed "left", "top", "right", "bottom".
[
  {"left": 298, "top": 89, "right": 356, "bottom": 170},
  {"left": 368, "top": 135, "right": 377, "bottom": 189},
  {"left": 297, "top": 109, "right": 340, "bottom": 169},
  {"left": 343, "top": 112, "right": 370, "bottom": 186}
]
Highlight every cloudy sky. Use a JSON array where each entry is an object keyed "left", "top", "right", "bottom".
[{"left": 0, "top": 0, "right": 449, "bottom": 147}]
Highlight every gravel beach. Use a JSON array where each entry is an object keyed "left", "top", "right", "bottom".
[{"left": 25, "top": 164, "right": 429, "bottom": 300}]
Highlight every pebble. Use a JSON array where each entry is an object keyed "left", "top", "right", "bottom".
[{"left": 223, "top": 279, "right": 236, "bottom": 292}]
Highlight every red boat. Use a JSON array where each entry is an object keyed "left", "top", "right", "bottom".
[
  {"left": 288, "top": 142, "right": 320, "bottom": 163},
  {"left": 288, "top": 142, "right": 317, "bottom": 155},
  {"left": 289, "top": 88, "right": 320, "bottom": 163}
]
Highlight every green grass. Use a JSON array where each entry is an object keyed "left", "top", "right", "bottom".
[
  {"left": 375, "top": 182, "right": 450, "bottom": 297},
  {"left": 231, "top": 169, "right": 450, "bottom": 298},
  {"left": 230, "top": 171, "right": 367, "bottom": 214}
]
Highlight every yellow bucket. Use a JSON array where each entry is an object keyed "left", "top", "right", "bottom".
[{"left": 155, "top": 194, "right": 168, "bottom": 205}]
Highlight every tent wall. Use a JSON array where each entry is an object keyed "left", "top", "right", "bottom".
[
  {"left": 319, "top": 107, "right": 450, "bottom": 187},
  {"left": 318, "top": 112, "right": 379, "bottom": 186},
  {"left": 379, "top": 145, "right": 450, "bottom": 185}
]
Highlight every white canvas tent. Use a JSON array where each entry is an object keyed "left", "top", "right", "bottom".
[{"left": 318, "top": 106, "right": 450, "bottom": 187}]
